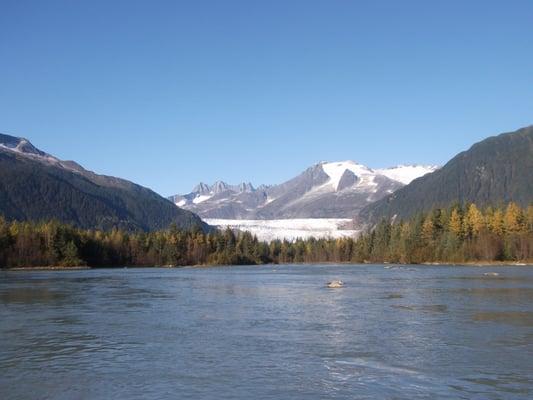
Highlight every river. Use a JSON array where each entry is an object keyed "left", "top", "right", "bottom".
[{"left": 1, "top": 265, "right": 532, "bottom": 399}]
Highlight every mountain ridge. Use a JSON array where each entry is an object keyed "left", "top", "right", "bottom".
[
  {"left": 169, "top": 161, "right": 437, "bottom": 219},
  {"left": 0, "top": 133, "right": 208, "bottom": 231},
  {"left": 358, "top": 125, "right": 533, "bottom": 224}
]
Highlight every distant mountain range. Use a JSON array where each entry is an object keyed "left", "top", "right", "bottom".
[
  {"left": 0, "top": 133, "right": 207, "bottom": 231},
  {"left": 2, "top": 124, "right": 531, "bottom": 238},
  {"left": 359, "top": 125, "right": 533, "bottom": 224},
  {"left": 169, "top": 162, "right": 438, "bottom": 219}
]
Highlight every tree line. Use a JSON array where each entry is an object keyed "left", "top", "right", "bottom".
[
  {"left": 1, "top": 202, "right": 532, "bottom": 268},
  {"left": 353, "top": 202, "right": 533, "bottom": 264}
]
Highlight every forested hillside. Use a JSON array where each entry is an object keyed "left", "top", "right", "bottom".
[
  {"left": 0, "top": 134, "right": 207, "bottom": 231},
  {"left": 360, "top": 126, "right": 533, "bottom": 224}
]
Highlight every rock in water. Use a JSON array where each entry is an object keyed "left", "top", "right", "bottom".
[{"left": 327, "top": 280, "right": 344, "bottom": 288}]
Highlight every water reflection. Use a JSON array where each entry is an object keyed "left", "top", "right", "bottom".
[
  {"left": 473, "top": 311, "right": 533, "bottom": 327},
  {"left": 1, "top": 265, "right": 532, "bottom": 400},
  {"left": 0, "top": 287, "right": 66, "bottom": 304}
]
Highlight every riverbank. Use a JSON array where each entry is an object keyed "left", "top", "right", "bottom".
[
  {"left": 3, "top": 261, "right": 533, "bottom": 271},
  {"left": 4, "top": 266, "right": 92, "bottom": 271},
  {"left": 422, "top": 261, "right": 533, "bottom": 267}
]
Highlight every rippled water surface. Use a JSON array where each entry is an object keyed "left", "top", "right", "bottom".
[{"left": 1, "top": 265, "right": 532, "bottom": 399}]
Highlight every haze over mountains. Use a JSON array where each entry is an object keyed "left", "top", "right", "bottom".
[
  {"left": 169, "top": 162, "right": 438, "bottom": 219},
  {"left": 0, "top": 133, "right": 207, "bottom": 231}
]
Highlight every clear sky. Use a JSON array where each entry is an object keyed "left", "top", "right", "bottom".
[{"left": 1, "top": 0, "right": 532, "bottom": 196}]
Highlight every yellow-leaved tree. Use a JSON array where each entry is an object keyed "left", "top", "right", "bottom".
[
  {"left": 449, "top": 209, "right": 463, "bottom": 237},
  {"left": 489, "top": 209, "right": 505, "bottom": 235},
  {"left": 464, "top": 204, "right": 485, "bottom": 237},
  {"left": 504, "top": 202, "right": 525, "bottom": 233}
]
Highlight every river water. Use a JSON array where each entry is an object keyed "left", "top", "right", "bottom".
[{"left": 1, "top": 265, "right": 532, "bottom": 399}]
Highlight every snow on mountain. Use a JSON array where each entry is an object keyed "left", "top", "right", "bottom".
[
  {"left": 192, "top": 195, "right": 212, "bottom": 204},
  {"left": 169, "top": 161, "right": 439, "bottom": 219},
  {"left": 176, "top": 199, "right": 187, "bottom": 207},
  {"left": 321, "top": 161, "right": 436, "bottom": 189},
  {"left": 321, "top": 161, "right": 373, "bottom": 191},
  {"left": 0, "top": 137, "right": 44, "bottom": 156},
  {"left": 0, "top": 133, "right": 84, "bottom": 173},
  {"left": 168, "top": 180, "right": 259, "bottom": 211},
  {"left": 205, "top": 218, "right": 360, "bottom": 242},
  {"left": 376, "top": 165, "right": 439, "bottom": 185}
]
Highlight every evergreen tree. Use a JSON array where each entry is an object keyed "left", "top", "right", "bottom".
[
  {"left": 527, "top": 205, "right": 533, "bottom": 233},
  {"left": 421, "top": 216, "right": 435, "bottom": 243},
  {"left": 62, "top": 241, "right": 82, "bottom": 267}
]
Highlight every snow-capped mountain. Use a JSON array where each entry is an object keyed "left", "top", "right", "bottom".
[{"left": 169, "top": 161, "right": 438, "bottom": 219}]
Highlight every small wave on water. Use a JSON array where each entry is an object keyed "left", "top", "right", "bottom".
[
  {"left": 322, "top": 357, "right": 462, "bottom": 398},
  {"left": 389, "top": 304, "right": 448, "bottom": 313},
  {"left": 322, "top": 356, "right": 531, "bottom": 399}
]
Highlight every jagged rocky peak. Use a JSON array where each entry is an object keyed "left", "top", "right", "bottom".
[
  {"left": 212, "top": 181, "right": 229, "bottom": 193},
  {"left": 169, "top": 159, "right": 439, "bottom": 219},
  {"left": 193, "top": 182, "right": 211, "bottom": 195},
  {"left": 337, "top": 169, "right": 359, "bottom": 191},
  {"left": 190, "top": 180, "right": 256, "bottom": 195},
  {"left": 238, "top": 182, "right": 255, "bottom": 192}
]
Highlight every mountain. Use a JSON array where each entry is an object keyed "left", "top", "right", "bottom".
[
  {"left": 359, "top": 125, "right": 533, "bottom": 224},
  {"left": 0, "top": 133, "right": 208, "bottom": 231},
  {"left": 169, "top": 161, "right": 437, "bottom": 219}
]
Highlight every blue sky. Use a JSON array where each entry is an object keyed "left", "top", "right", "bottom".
[{"left": 1, "top": 0, "right": 532, "bottom": 196}]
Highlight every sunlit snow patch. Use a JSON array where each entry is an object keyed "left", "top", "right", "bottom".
[
  {"left": 175, "top": 199, "right": 187, "bottom": 207},
  {"left": 376, "top": 165, "right": 438, "bottom": 185},
  {"left": 193, "top": 195, "right": 212, "bottom": 204},
  {"left": 321, "top": 161, "right": 374, "bottom": 191}
]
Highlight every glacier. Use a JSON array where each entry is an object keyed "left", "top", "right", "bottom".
[{"left": 204, "top": 218, "right": 361, "bottom": 242}]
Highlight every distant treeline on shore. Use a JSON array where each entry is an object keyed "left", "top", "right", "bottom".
[{"left": 1, "top": 202, "right": 532, "bottom": 268}]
